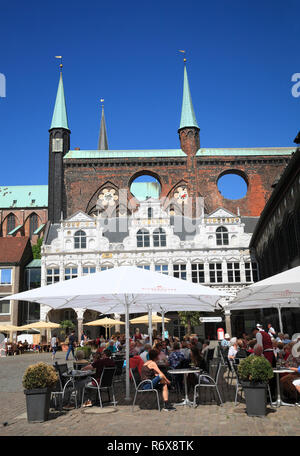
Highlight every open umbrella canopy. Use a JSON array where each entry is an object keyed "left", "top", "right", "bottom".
[
  {"left": 0, "top": 324, "right": 22, "bottom": 332},
  {"left": 84, "top": 317, "right": 125, "bottom": 327},
  {"left": 130, "top": 314, "right": 171, "bottom": 324},
  {"left": 227, "top": 265, "right": 300, "bottom": 310},
  {"left": 0, "top": 266, "right": 228, "bottom": 313},
  {"left": 18, "top": 321, "right": 61, "bottom": 330}
]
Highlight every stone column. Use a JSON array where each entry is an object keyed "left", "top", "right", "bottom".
[
  {"left": 224, "top": 309, "right": 232, "bottom": 337},
  {"left": 74, "top": 308, "right": 85, "bottom": 342}
]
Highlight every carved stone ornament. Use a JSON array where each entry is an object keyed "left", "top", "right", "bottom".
[
  {"left": 97, "top": 188, "right": 118, "bottom": 207},
  {"left": 174, "top": 186, "right": 189, "bottom": 203}
]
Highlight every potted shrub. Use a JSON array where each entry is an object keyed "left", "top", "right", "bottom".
[
  {"left": 238, "top": 355, "right": 274, "bottom": 416},
  {"left": 23, "top": 362, "right": 59, "bottom": 422}
]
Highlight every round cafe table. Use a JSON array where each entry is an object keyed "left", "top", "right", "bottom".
[
  {"left": 168, "top": 368, "right": 200, "bottom": 407},
  {"left": 62, "top": 369, "right": 95, "bottom": 408},
  {"left": 272, "top": 368, "right": 295, "bottom": 407}
]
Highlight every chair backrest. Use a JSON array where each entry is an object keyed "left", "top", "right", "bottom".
[
  {"left": 207, "top": 348, "right": 215, "bottom": 361},
  {"left": 114, "top": 359, "right": 124, "bottom": 376},
  {"left": 54, "top": 362, "right": 68, "bottom": 387},
  {"left": 130, "top": 367, "right": 141, "bottom": 389},
  {"left": 99, "top": 367, "right": 116, "bottom": 388}
]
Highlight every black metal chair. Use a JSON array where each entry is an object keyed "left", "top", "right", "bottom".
[
  {"left": 193, "top": 362, "right": 223, "bottom": 407},
  {"left": 204, "top": 348, "right": 216, "bottom": 374},
  {"left": 81, "top": 367, "right": 117, "bottom": 408},
  {"left": 131, "top": 367, "right": 161, "bottom": 412},
  {"left": 52, "top": 362, "right": 76, "bottom": 409},
  {"left": 113, "top": 359, "right": 125, "bottom": 385}
]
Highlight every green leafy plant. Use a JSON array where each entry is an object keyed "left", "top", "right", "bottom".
[
  {"left": 178, "top": 311, "right": 202, "bottom": 334},
  {"left": 238, "top": 355, "right": 274, "bottom": 383},
  {"left": 32, "top": 237, "right": 43, "bottom": 259},
  {"left": 59, "top": 320, "right": 75, "bottom": 340},
  {"left": 22, "top": 362, "right": 58, "bottom": 390}
]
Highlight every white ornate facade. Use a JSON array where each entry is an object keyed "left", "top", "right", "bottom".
[{"left": 41, "top": 199, "right": 259, "bottom": 338}]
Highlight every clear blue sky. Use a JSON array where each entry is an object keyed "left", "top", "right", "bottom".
[{"left": 0, "top": 0, "right": 300, "bottom": 191}]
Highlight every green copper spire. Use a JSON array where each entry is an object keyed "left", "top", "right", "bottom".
[
  {"left": 50, "top": 71, "right": 69, "bottom": 130},
  {"left": 179, "top": 64, "right": 199, "bottom": 130}
]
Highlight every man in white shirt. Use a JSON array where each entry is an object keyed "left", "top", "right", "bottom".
[{"left": 267, "top": 323, "right": 276, "bottom": 338}]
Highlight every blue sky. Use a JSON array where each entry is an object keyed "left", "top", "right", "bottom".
[{"left": 0, "top": 0, "right": 300, "bottom": 195}]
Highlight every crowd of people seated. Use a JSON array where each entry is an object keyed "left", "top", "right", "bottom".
[{"left": 220, "top": 323, "right": 300, "bottom": 404}]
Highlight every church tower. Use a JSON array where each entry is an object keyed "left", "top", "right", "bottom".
[
  {"left": 178, "top": 62, "right": 200, "bottom": 156},
  {"left": 48, "top": 65, "right": 70, "bottom": 223}
]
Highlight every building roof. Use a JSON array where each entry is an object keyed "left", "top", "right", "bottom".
[
  {"left": 50, "top": 72, "right": 69, "bottom": 131},
  {"left": 179, "top": 64, "right": 199, "bottom": 130},
  {"left": 0, "top": 237, "right": 32, "bottom": 264},
  {"left": 25, "top": 259, "right": 41, "bottom": 268},
  {"left": 64, "top": 147, "right": 295, "bottom": 160},
  {"left": 0, "top": 185, "right": 48, "bottom": 209}
]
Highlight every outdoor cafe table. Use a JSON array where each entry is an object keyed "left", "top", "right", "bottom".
[
  {"left": 168, "top": 368, "right": 200, "bottom": 407},
  {"left": 272, "top": 368, "right": 295, "bottom": 407},
  {"left": 62, "top": 369, "right": 95, "bottom": 408}
]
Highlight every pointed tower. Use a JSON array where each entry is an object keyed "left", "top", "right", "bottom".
[
  {"left": 48, "top": 65, "right": 70, "bottom": 223},
  {"left": 178, "top": 62, "right": 200, "bottom": 156},
  {"left": 98, "top": 102, "right": 109, "bottom": 150}
]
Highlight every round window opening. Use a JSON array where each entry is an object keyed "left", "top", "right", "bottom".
[
  {"left": 217, "top": 173, "right": 248, "bottom": 200},
  {"left": 130, "top": 174, "right": 161, "bottom": 201}
]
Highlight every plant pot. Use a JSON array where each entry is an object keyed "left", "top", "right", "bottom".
[
  {"left": 24, "top": 388, "right": 51, "bottom": 422},
  {"left": 241, "top": 381, "right": 267, "bottom": 417}
]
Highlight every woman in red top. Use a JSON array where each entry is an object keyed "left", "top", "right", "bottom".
[{"left": 133, "top": 328, "right": 142, "bottom": 341}]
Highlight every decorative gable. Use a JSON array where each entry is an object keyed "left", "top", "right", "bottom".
[
  {"left": 207, "top": 208, "right": 238, "bottom": 218},
  {"left": 66, "top": 211, "right": 94, "bottom": 222}
]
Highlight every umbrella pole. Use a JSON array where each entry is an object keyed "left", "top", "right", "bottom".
[
  {"left": 125, "top": 295, "right": 131, "bottom": 401},
  {"left": 148, "top": 304, "right": 152, "bottom": 346},
  {"left": 162, "top": 309, "right": 165, "bottom": 341},
  {"left": 277, "top": 305, "right": 283, "bottom": 334}
]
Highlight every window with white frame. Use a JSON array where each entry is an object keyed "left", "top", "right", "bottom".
[
  {"left": 64, "top": 267, "right": 78, "bottom": 280},
  {"left": 137, "top": 229, "right": 150, "bottom": 248},
  {"left": 227, "top": 262, "right": 241, "bottom": 283},
  {"left": 74, "top": 230, "right": 87, "bottom": 249},
  {"left": 191, "top": 263, "right": 205, "bottom": 283},
  {"left": 0, "top": 269, "right": 12, "bottom": 285},
  {"left": 155, "top": 264, "right": 168, "bottom": 275},
  {"left": 82, "top": 266, "right": 96, "bottom": 275},
  {"left": 209, "top": 263, "right": 222, "bottom": 283},
  {"left": 137, "top": 265, "right": 150, "bottom": 270},
  {"left": 153, "top": 228, "right": 167, "bottom": 247},
  {"left": 46, "top": 268, "right": 60, "bottom": 285},
  {"left": 173, "top": 264, "right": 187, "bottom": 280},
  {"left": 0, "top": 300, "right": 10, "bottom": 314},
  {"left": 216, "top": 226, "right": 229, "bottom": 246},
  {"left": 245, "top": 262, "right": 259, "bottom": 283}
]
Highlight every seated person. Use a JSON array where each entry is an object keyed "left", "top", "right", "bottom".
[
  {"left": 129, "top": 354, "right": 144, "bottom": 376},
  {"left": 82, "top": 349, "right": 115, "bottom": 384},
  {"left": 180, "top": 341, "right": 191, "bottom": 360},
  {"left": 247, "top": 339, "right": 257, "bottom": 354},
  {"left": 169, "top": 342, "right": 185, "bottom": 369},
  {"left": 221, "top": 333, "right": 231, "bottom": 347},
  {"left": 235, "top": 339, "right": 248, "bottom": 359},
  {"left": 106, "top": 340, "right": 117, "bottom": 354},
  {"left": 140, "top": 344, "right": 152, "bottom": 363},
  {"left": 228, "top": 338, "right": 238, "bottom": 360},
  {"left": 140, "top": 349, "right": 175, "bottom": 411}
]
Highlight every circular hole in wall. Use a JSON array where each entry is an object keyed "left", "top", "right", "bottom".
[
  {"left": 130, "top": 174, "right": 161, "bottom": 201},
  {"left": 217, "top": 172, "right": 248, "bottom": 200}
]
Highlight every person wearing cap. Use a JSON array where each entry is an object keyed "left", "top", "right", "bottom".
[{"left": 221, "top": 333, "right": 230, "bottom": 348}]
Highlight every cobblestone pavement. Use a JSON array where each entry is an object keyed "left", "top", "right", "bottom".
[{"left": 0, "top": 352, "right": 300, "bottom": 436}]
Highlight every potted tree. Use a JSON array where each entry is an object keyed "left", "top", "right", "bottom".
[
  {"left": 238, "top": 355, "right": 274, "bottom": 416},
  {"left": 23, "top": 362, "right": 59, "bottom": 422},
  {"left": 59, "top": 320, "right": 75, "bottom": 352}
]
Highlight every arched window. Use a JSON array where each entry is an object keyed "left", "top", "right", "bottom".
[
  {"left": 74, "top": 230, "right": 86, "bottom": 249},
  {"left": 136, "top": 229, "right": 150, "bottom": 248},
  {"left": 153, "top": 228, "right": 166, "bottom": 247},
  {"left": 147, "top": 207, "right": 153, "bottom": 219},
  {"left": 7, "top": 213, "right": 15, "bottom": 234},
  {"left": 29, "top": 213, "right": 38, "bottom": 238},
  {"left": 216, "top": 226, "right": 229, "bottom": 246}
]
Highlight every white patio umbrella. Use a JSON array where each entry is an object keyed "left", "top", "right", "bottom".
[
  {"left": 227, "top": 266, "right": 300, "bottom": 333},
  {"left": 0, "top": 266, "right": 229, "bottom": 400}
]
